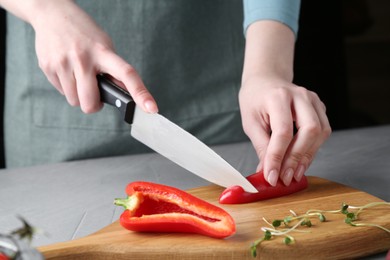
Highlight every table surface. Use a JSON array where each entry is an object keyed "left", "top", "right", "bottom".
[{"left": 1, "top": 125, "right": 389, "bottom": 259}]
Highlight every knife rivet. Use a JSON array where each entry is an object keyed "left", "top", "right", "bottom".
[{"left": 115, "top": 99, "right": 122, "bottom": 108}]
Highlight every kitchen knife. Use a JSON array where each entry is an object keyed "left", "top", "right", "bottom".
[{"left": 97, "top": 74, "right": 257, "bottom": 193}]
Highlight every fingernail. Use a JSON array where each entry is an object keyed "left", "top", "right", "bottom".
[
  {"left": 267, "top": 169, "right": 278, "bottom": 187},
  {"left": 282, "top": 168, "right": 294, "bottom": 186},
  {"left": 294, "top": 164, "right": 306, "bottom": 182},
  {"left": 144, "top": 100, "right": 158, "bottom": 113}
]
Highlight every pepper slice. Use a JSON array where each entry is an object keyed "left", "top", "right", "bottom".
[
  {"left": 219, "top": 171, "right": 308, "bottom": 204},
  {"left": 114, "top": 181, "right": 235, "bottom": 238},
  {"left": 0, "top": 253, "right": 9, "bottom": 260}
]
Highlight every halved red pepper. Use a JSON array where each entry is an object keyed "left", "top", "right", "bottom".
[
  {"left": 114, "top": 181, "right": 235, "bottom": 238},
  {"left": 219, "top": 171, "right": 308, "bottom": 204},
  {"left": 0, "top": 253, "right": 9, "bottom": 260}
]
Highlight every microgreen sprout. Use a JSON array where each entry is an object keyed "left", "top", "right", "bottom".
[
  {"left": 250, "top": 230, "right": 272, "bottom": 257},
  {"left": 341, "top": 203, "right": 349, "bottom": 214},
  {"left": 272, "top": 219, "right": 282, "bottom": 228},
  {"left": 283, "top": 235, "right": 294, "bottom": 245},
  {"left": 251, "top": 218, "right": 307, "bottom": 257},
  {"left": 250, "top": 201, "right": 389, "bottom": 258},
  {"left": 340, "top": 202, "right": 390, "bottom": 233}
]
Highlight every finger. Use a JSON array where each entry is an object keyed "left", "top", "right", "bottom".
[
  {"left": 38, "top": 55, "right": 65, "bottom": 95},
  {"left": 46, "top": 73, "right": 64, "bottom": 95},
  {"left": 74, "top": 69, "right": 103, "bottom": 114},
  {"left": 242, "top": 113, "right": 271, "bottom": 173},
  {"left": 313, "top": 98, "right": 332, "bottom": 141},
  {"left": 97, "top": 51, "right": 158, "bottom": 113},
  {"left": 263, "top": 100, "right": 294, "bottom": 187},
  {"left": 280, "top": 94, "right": 320, "bottom": 185},
  {"left": 57, "top": 64, "right": 80, "bottom": 107},
  {"left": 71, "top": 53, "right": 103, "bottom": 113},
  {"left": 293, "top": 99, "right": 332, "bottom": 181}
]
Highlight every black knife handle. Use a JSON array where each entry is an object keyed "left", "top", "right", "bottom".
[{"left": 97, "top": 74, "right": 136, "bottom": 124}]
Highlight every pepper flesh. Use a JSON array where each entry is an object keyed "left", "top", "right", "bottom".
[
  {"left": 114, "top": 181, "right": 235, "bottom": 238},
  {"left": 219, "top": 171, "right": 308, "bottom": 204},
  {"left": 0, "top": 253, "right": 9, "bottom": 260}
]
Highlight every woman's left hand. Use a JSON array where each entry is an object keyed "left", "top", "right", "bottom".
[{"left": 239, "top": 75, "right": 331, "bottom": 187}]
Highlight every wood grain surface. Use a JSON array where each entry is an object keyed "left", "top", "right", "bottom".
[{"left": 38, "top": 176, "right": 390, "bottom": 259}]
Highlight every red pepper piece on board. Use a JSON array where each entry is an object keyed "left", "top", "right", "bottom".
[
  {"left": 114, "top": 181, "right": 235, "bottom": 238},
  {"left": 219, "top": 171, "right": 308, "bottom": 204},
  {"left": 0, "top": 253, "right": 9, "bottom": 260}
]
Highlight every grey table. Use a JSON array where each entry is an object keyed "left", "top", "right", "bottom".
[{"left": 0, "top": 125, "right": 389, "bottom": 259}]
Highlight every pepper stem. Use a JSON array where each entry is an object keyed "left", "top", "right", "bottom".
[
  {"left": 114, "top": 194, "right": 140, "bottom": 211},
  {"left": 114, "top": 197, "right": 132, "bottom": 210}
]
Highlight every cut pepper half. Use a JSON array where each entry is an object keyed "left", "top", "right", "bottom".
[
  {"left": 219, "top": 171, "right": 308, "bottom": 204},
  {"left": 114, "top": 181, "right": 235, "bottom": 238}
]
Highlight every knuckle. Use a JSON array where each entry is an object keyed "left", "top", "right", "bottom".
[
  {"left": 121, "top": 64, "right": 138, "bottom": 78},
  {"left": 242, "top": 124, "right": 251, "bottom": 136},
  {"left": 272, "top": 87, "right": 290, "bottom": 102},
  {"left": 269, "top": 152, "right": 284, "bottom": 164},
  {"left": 302, "top": 123, "right": 322, "bottom": 138},
  {"left": 323, "top": 126, "right": 332, "bottom": 139},
  {"left": 132, "top": 88, "right": 151, "bottom": 102},
  {"left": 81, "top": 102, "right": 101, "bottom": 114},
  {"left": 302, "top": 123, "right": 331, "bottom": 141},
  {"left": 296, "top": 87, "right": 319, "bottom": 101},
  {"left": 38, "top": 59, "right": 50, "bottom": 72},
  {"left": 254, "top": 146, "right": 266, "bottom": 160},
  {"left": 310, "top": 90, "right": 320, "bottom": 100},
  {"left": 303, "top": 151, "right": 315, "bottom": 163},
  {"left": 241, "top": 119, "right": 260, "bottom": 136},
  {"left": 295, "top": 86, "right": 308, "bottom": 94},
  {"left": 67, "top": 97, "right": 80, "bottom": 107},
  {"left": 320, "top": 100, "right": 327, "bottom": 111},
  {"left": 95, "top": 40, "right": 113, "bottom": 52},
  {"left": 288, "top": 151, "right": 305, "bottom": 164},
  {"left": 273, "top": 126, "right": 293, "bottom": 142},
  {"left": 69, "top": 48, "right": 88, "bottom": 67},
  {"left": 42, "top": 55, "right": 69, "bottom": 72}
]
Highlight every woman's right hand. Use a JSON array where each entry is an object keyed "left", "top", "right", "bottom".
[{"left": 29, "top": 0, "right": 158, "bottom": 114}]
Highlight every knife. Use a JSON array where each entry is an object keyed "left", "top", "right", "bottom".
[{"left": 97, "top": 74, "right": 257, "bottom": 193}]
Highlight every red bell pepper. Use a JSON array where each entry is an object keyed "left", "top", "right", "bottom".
[
  {"left": 0, "top": 253, "right": 9, "bottom": 260},
  {"left": 114, "top": 181, "right": 235, "bottom": 238},
  {"left": 219, "top": 171, "right": 308, "bottom": 204}
]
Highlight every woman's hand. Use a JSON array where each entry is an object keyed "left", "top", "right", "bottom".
[
  {"left": 241, "top": 20, "right": 331, "bottom": 187},
  {"left": 26, "top": 0, "right": 157, "bottom": 113},
  {"left": 240, "top": 75, "right": 331, "bottom": 187}
]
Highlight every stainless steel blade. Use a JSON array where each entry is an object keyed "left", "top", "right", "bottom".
[{"left": 131, "top": 106, "right": 258, "bottom": 193}]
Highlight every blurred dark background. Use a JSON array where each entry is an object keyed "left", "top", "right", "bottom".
[
  {"left": 0, "top": 0, "right": 389, "bottom": 168},
  {"left": 294, "top": 0, "right": 390, "bottom": 130}
]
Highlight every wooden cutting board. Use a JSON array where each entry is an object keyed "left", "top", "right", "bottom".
[{"left": 38, "top": 176, "right": 390, "bottom": 260}]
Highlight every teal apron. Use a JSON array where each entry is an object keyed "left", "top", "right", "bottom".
[{"left": 4, "top": 0, "right": 248, "bottom": 168}]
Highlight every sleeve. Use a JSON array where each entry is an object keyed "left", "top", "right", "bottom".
[{"left": 243, "top": 0, "right": 301, "bottom": 37}]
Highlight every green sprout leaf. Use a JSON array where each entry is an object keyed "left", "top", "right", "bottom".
[
  {"left": 346, "top": 213, "right": 356, "bottom": 221},
  {"left": 344, "top": 217, "right": 353, "bottom": 225},
  {"left": 264, "top": 230, "right": 272, "bottom": 240},
  {"left": 301, "top": 219, "right": 312, "bottom": 227},
  {"left": 272, "top": 220, "right": 282, "bottom": 228},
  {"left": 283, "top": 236, "right": 293, "bottom": 245},
  {"left": 341, "top": 203, "right": 349, "bottom": 214},
  {"left": 283, "top": 216, "right": 293, "bottom": 225}
]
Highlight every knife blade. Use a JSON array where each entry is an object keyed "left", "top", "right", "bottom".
[{"left": 97, "top": 74, "right": 257, "bottom": 193}]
